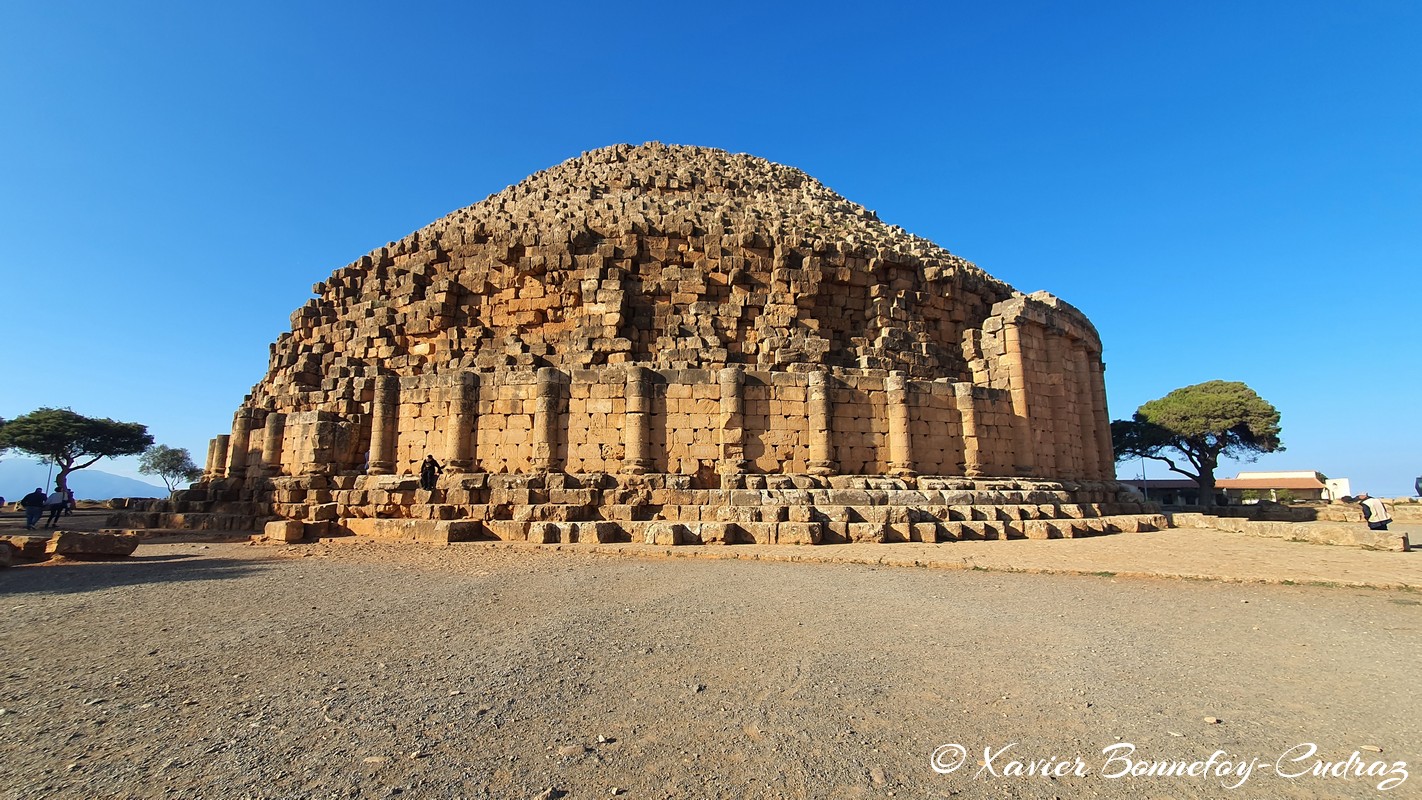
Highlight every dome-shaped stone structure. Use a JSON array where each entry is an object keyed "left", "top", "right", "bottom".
[
  {"left": 264, "top": 141, "right": 1011, "bottom": 388},
  {"left": 130, "top": 144, "right": 1160, "bottom": 545}
]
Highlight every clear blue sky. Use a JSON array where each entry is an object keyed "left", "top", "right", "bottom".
[{"left": 2, "top": 1, "right": 1418, "bottom": 495}]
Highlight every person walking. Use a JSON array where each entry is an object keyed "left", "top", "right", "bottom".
[
  {"left": 419, "top": 455, "right": 443, "bottom": 491},
  {"left": 19, "top": 488, "right": 46, "bottom": 530},
  {"left": 43, "top": 487, "right": 67, "bottom": 528},
  {"left": 1357, "top": 492, "right": 1392, "bottom": 531}
]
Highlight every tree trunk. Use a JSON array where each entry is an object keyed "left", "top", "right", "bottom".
[
  {"left": 1196, "top": 451, "right": 1220, "bottom": 507},
  {"left": 1196, "top": 472, "right": 1218, "bottom": 507}
]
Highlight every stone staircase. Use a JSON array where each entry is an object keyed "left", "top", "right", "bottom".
[{"left": 108, "top": 473, "right": 1165, "bottom": 546}]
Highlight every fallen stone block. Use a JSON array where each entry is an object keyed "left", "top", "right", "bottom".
[
  {"left": 265, "top": 520, "right": 306, "bottom": 543},
  {"left": 2, "top": 535, "right": 51, "bottom": 560},
  {"left": 45, "top": 532, "right": 139, "bottom": 558},
  {"left": 0, "top": 541, "right": 17, "bottom": 567}
]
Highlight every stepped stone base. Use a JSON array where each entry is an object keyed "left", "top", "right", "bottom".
[{"left": 110, "top": 473, "right": 1164, "bottom": 547}]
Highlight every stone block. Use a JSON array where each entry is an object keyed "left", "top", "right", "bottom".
[
  {"left": 308, "top": 503, "right": 339, "bottom": 521},
  {"left": 486, "top": 520, "right": 529, "bottom": 542},
  {"left": 0, "top": 541, "right": 16, "bottom": 567},
  {"left": 46, "top": 532, "right": 140, "bottom": 558},
  {"left": 578, "top": 521, "right": 620, "bottom": 543},
  {"left": 739, "top": 521, "right": 776, "bottom": 545},
  {"left": 1020, "top": 520, "right": 1060, "bottom": 540},
  {"left": 910, "top": 522, "right": 940, "bottom": 543},
  {"left": 341, "top": 518, "right": 485, "bottom": 543},
  {"left": 729, "top": 490, "right": 763, "bottom": 507},
  {"left": 697, "top": 522, "right": 736, "bottom": 545},
  {"left": 884, "top": 522, "right": 912, "bottom": 543},
  {"left": 848, "top": 522, "right": 887, "bottom": 543},
  {"left": 2, "top": 535, "right": 51, "bottom": 560},
  {"left": 957, "top": 521, "right": 995, "bottom": 540},
  {"left": 775, "top": 522, "right": 822, "bottom": 545},
  {"left": 529, "top": 522, "right": 561, "bottom": 544},
  {"left": 265, "top": 520, "right": 306, "bottom": 543},
  {"left": 549, "top": 488, "right": 597, "bottom": 506},
  {"left": 643, "top": 522, "right": 677, "bottom": 545}
]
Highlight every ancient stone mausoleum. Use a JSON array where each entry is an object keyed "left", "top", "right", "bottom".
[{"left": 115, "top": 143, "right": 1161, "bottom": 544}]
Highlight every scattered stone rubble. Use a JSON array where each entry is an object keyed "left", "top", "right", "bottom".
[{"left": 113, "top": 143, "right": 1161, "bottom": 543}]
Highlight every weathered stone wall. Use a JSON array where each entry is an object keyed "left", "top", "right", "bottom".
[{"left": 204, "top": 362, "right": 1102, "bottom": 487}]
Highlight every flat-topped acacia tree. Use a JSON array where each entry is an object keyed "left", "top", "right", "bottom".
[
  {"left": 1111, "top": 381, "right": 1283, "bottom": 506},
  {"left": 138, "top": 444, "right": 204, "bottom": 492},
  {"left": 0, "top": 407, "right": 154, "bottom": 493}
]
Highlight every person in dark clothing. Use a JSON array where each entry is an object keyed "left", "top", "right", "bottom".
[
  {"left": 419, "top": 455, "right": 443, "bottom": 491},
  {"left": 19, "top": 488, "right": 46, "bottom": 530}
]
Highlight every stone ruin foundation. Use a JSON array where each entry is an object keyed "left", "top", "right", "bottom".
[{"left": 113, "top": 143, "right": 1163, "bottom": 544}]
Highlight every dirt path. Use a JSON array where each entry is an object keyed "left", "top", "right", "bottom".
[{"left": 2, "top": 539, "right": 1419, "bottom": 799}]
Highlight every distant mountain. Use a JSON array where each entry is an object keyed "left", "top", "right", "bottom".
[{"left": 0, "top": 458, "right": 169, "bottom": 502}]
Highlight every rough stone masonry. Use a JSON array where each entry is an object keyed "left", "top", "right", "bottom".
[{"left": 114, "top": 143, "right": 1162, "bottom": 544}]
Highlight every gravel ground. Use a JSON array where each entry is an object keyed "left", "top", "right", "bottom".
[{"left": 2, "top": 538, "right": 1419, "bottom": 800}]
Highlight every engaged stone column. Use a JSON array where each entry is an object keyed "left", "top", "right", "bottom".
[
  {"left": 1089, "top": 355, "right": 1114, "bottom": 480},
  {"left": 1041, "top": 331, "right": 1068, "bottom": 476},
  {"left": 1003, "top": 321, "right": 1036, "bottom": 477},
  {"left": 260, "top": 412, "right": 286, "bottom": 476},
  {"left": 806, "top": 370, "right": 837, "bottom": 476},
  {"left": 622, "top": 366, "right": 654, "bottom": 474},
  {"left": 717, "top": 366, "right": 748, "bottom": 479},
  {"left": 203, "top": 437, "right": 219, "bottom": 479},
  {"left": 531, "top": 367, "right": 560, "bottom": 472},
  {"left": 445, "top": 373, "right": 478, "bottom": 473},
  {"left": 885, "top": 373, "right": 915, "bottom": 477},
  {"left": 211, "top": 435, "right": 230, "bottom": 479},
  {"left": 953, "top": 382, "right": 983, "bottom": 477},
  {"left": 367, "top": 376, "right": 399, "bottom": 475},
  {"left": 1073, "top": 343, "right": 1101, "bottom": 480},
  {"left": 225, "top": 409, "right": 255, "bottom": 479}
]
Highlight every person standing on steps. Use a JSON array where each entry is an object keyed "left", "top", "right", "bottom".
[
  {"left": 19, "top": 488, "right": 46, "bottom": 530},
  {"left": 420, "top": 455, "right": 443, "bottom": 491},
  {"left": 1357, "top": 492, "right": 1392, "bottom": 531}
]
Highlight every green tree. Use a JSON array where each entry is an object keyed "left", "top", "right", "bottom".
[
  {"left": 0, "top": 408, "right": 154, "bottom": 492},
  {"left": 138, "top": 444, "right": 204, "bottom": 492},
  {"left": 1111, "top": 381, "right": 1283, "bottom": 506}
]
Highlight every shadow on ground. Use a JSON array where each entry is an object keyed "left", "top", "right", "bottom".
[{"left": 0, "top": 554, "right": 267, "bottom": 596}]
